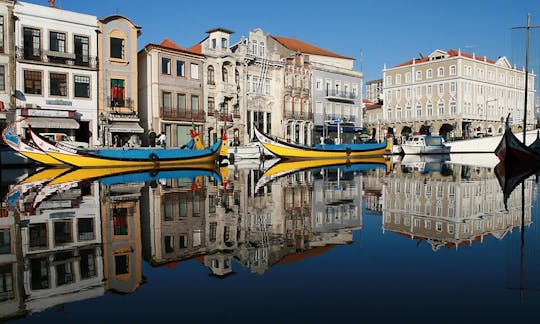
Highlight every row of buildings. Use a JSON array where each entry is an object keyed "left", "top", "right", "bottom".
[
  {"left": 1, "top": 149, "right": 531, "bottom": 319},
  {"left": 0, "top": 1, "right": 536, "bottom": 150},
  {"left": 0, "top": 0, "right": 364, "bottom": 150}
]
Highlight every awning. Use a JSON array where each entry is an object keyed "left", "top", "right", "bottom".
[
  {"left": 22, "top": 117, "right": 80, "bottom": 129},
  {"left": 108, "top": 122, "right": 144, "bottom": 133}
]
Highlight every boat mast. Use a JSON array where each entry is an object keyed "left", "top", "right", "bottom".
[{"left": 512, "top": 14, "right": 539, "bottom": 143}]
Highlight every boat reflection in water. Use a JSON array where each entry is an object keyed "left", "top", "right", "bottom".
[
  {"left": 0, "top": 153, "right": 538, "bottom": 321},
  {"left": 381, "top": 155, "right": 533, "bottom": 251}
]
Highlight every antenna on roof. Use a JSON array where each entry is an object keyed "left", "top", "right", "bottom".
[{"left": 418, "top": 53, "right": 424, "bottom": 59}]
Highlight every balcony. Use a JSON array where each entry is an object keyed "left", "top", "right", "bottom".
[
  {"left": 160, "top": 107, "right": 206, "bottom": 121},
  {"left": 108, "top": 96, "right": 135, "bottom": 113},
  {"left": 325, "top": 90, "right": 357, "bottom": 103},
  {"left": 284, "top": 110, "right": 313, "bottom": 120},
  {"left": 16, "top": 46, "right": 98, "bottom": 69}
]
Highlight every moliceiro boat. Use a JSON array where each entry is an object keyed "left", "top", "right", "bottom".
[
  {"left": 495, "top": 115, "right": 540, "bottom": 163},
  {"left": 1, "top": 120, "right": 63, "bottom": 166},
  {"left": 253, "top": 124, "right": 391, "bottom": 159},
  {"left": 400, "top": 135, "right": 450, "bottom": 155},
  {"left": 29, "top": 126, "right": 225, "bottom": 168}
]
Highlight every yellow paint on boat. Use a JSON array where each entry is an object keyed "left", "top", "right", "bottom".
[
  {"left": 19, "top": 166, "right": 71, "bottom": 184},
  {"left": 46, "top": 149, "right": 220, "bottom": 168},
  {"left": 262, "top": 157, "right": 390, "bottom": 178},
  {"left": 20, "top": 151, "right": 63, "bottom": 166},
  {"left": 260, "top": 141, "right": 388, "bottom": 159}
]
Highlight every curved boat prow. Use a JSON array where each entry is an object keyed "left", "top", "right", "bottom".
[{"left": 189, "top": 129, "right": 205, "bottom": 150}]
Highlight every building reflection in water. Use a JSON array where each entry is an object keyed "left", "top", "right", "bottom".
[
  {"left": 0, "top": 155, "right": 535, "bottom": 320},
  {"left": 380, "top": 158, "right": 532, "bottom": 251}
]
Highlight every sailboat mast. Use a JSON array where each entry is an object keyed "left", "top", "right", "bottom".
[{"left": 522, "top": 14, "right": 530, "bottom": 143}]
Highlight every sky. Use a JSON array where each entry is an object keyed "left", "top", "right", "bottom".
[{"left": 23, "top": 0, "right": 540, "bottom": 85}]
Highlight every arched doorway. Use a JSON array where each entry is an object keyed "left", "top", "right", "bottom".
[
  {"left": 401, "top": 126, "right": 412, "bottom": 140},
  {"left": 419, "top": 124, "right": 431, "bottom": 135}
]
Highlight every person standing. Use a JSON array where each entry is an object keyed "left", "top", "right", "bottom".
[
  {"left": 159, "top": 132, "right": 166, "bottom": 148},
  {"left": 148, "top": 129, "right": 156, "bottom": 147}
]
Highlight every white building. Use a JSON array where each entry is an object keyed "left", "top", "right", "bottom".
[{"left": 13, "top": 1, "right": 98, "bottom": 145}]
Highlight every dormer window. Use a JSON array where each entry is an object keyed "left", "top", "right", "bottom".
[
  {"left": 221, "top": 37, "right": 227, "bottom": 48},
  {"left": 211, "top": 39, "right": 216, "bottom": 49}
]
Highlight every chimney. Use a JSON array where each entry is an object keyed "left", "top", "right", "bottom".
[{"left": 48, "top": 0, "right": 56, "bottom": 8}]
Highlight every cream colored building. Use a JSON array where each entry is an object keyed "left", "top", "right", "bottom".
[{"left": 383, "top": 49, "right": 536, "bottom": 140}]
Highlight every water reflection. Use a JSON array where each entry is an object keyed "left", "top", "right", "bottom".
[{"left": 0, "top": 154, "right": 537, "bottom": 320}]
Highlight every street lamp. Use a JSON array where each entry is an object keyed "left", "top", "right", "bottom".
[{"left": 99, "top": 112, "right": 106, "bottom": 146}]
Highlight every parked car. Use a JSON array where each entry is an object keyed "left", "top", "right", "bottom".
[{"left": 39, "top": 133, "right": 89, "bottom": 148}]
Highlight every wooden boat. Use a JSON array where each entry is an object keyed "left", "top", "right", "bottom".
[
  {"left": 401, "top": 135, "right": 450, "bottom": 155},
  {"left": 255, "top": 157, "right": 391, "bottom": 191},
  {"left": 253, "top": 124, "right": 391, "bottom": 159},
  {"left": 495, "top": 116, "right": 540, "bottom": 163},
  {"left": 32, "top": 164, "right": 224, "bottom": 209},
  {"left": 1, "top": 121, "right": 63, "bottom": 165},
  {"left": 29, "top": 126, "right": 225, "bottom": 168},
  {"left": 4, "top": 166, "right": 71, "bottom": 209},
  {"left": 494, "top": 158, "right": 540, "bottom": 210}
]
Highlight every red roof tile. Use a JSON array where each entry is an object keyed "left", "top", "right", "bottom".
[
  {"left": 188, "top": 43, "right": 203, "bottom": 55},
  {"left": 160, "top": 38, "right": 183, "bottom": 51},
  {"left": 271, "top": 35, "right": 354, "bottom": 60},
  {"left": 393, "top": 49, "right": 497, "bottom": 68}
]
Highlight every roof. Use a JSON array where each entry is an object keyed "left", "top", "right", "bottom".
[
  {"left": 271, "top": 35, "right": 354, "bottom": 60},
  {"left": 366, "top": 103, "right": 382, "bottom": 110},
  {"left": 393, "top": 49, "right": 497, "bottom": 68},
  {"left": 187, "top": 43, "right": 203, "bottom": 55},
  {"left": 206, "top": 27, "right": 235, "bottom": 34},
  {"left": 275, "top": 245, "right": 336, "bottom": 265},
  {"left": 142, "top": 39, "right": 204, "bottom": 57},
  {"left": 160, "top": 38, "right": 183, "bottom": 51}
]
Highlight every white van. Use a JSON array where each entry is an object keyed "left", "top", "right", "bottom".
[{"left": 40, "top": 133, "right": 89, "bottom": 148}]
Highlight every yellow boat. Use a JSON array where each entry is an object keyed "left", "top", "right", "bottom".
[
  {"left": 256, "top": 157, "right": 391, "bottom": 190},
  {"left": 30, "top": 126, "right": 224, "bottom": 168},
  {"left": 1, "top": 122, "right": 62, "bottom": 165},
  {"left": 253, "top": 124, "right": 391, "bottom": 159}
]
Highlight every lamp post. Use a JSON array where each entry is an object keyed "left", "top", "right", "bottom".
[
  {"left": 485, "top": 98, "right": 497, "bottom": 135},
  {"left": 99, "top": 112, "right": 106, "bottom": 147}
]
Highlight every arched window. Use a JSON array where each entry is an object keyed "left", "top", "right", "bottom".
[
  {"left": 222, "top": 66, "right": 228, "bottom": 82},
  {"left": 207, "top": 66, "right": 215, "bottom": 85}
]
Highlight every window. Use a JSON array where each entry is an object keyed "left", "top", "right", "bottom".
[
  {"left": 176, "top": 61, "right": 185, "bottom": 76},
  {"left": 23, "top": 27, "right": 41, "bottom": 60},
  {"left": 221, "top": 37, "right": 227, "bottom": 48},
  {"left": 177, "top": 94, "right": 186, "bottom": 112},
  {"left": 190, "top": 63, "right": 199, "bottom": 79},
  {"left": 207, "top": 65, "right": 215, "bottom": 84},
  {"left": 113, "top": 208, "right": 128, "bottom": 235},
  {"left": 0, "top": 229, "right": 8, "bottom": 254},
  {"left": 74, "top": 35, "right": 89, "bottom": 65},
  {"left": 162, "top": 57, "right": 171, "bottom": 74},
  {"left": 110, "top": 37, "right": 124, "bottom": 59},
  {"left": 450, "top": 65, "right": 456, "bottom": 75},
  {"left": 54, "top": 220, "right": 72, "bottom": 245},
  {"left": 49, "top": 31, "right": 66, "bottom": 52},
  {"left": 111, "top": 79, "right": 125, "bottom": 107},
  {"left": 0, "top": 16, "right": 4, "bottom": 53},
  {"left": 191, "top": 95, "right": 199, "bottom": 115},
  {"left": 78, "top": 218, "right": 94, "bottom": 241},
  {"left": 235, "top": 69, "right": 239, "bottom": 84},
  {"left": 50, "top": 73, "right": 67, "bottom": 96},
  {"left": 0, "top": 65, "right": 5, "bottom": 91},
  {"left": 222, "top": 66, "right": 228, "bottom": 82},
  {"left": 426, "top": 69, "right": 432, "bottom": 78},
  {"left": 437, "top": 67, "right": 444, "bottom": 77},
  {"left": 416, "top": 71, "right": 422, "bottom": 80},
  {"left": 24, "top": 70, "right": 42, "bottom": 95},
  {"left": 30, "top": 258, "right": 49, "bottom": 290},
  {"left": 211, "top": 38, "right": 216, "bottom": 48},
  {"left": 74, "top": 75, "right": 90, "bottom": 98},
  {"left": 114, "top": 255, "right": 129, "bottom": 275},
  {"left": 29, "top": 223, "right": 47, "bottom": 248},
  {"left": 162, "top": 91, "right": 172, "bottom": 110},
  {"left": 208, "top": 96, "right": 215, "bottom": 113},
  {"left": 79, "top": 249, "right": 96, "bottom": 279}
]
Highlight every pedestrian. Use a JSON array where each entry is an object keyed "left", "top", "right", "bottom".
[
  {"left": 148, "top": 129, "right": 156, "bottom": 147},
  {"left": 159, "top": 132, "right": 166, "bottom": 148}
]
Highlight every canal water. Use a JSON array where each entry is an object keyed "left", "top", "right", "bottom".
[{"left": 1, "top": 154, "right": 540, "bottom": 323}]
